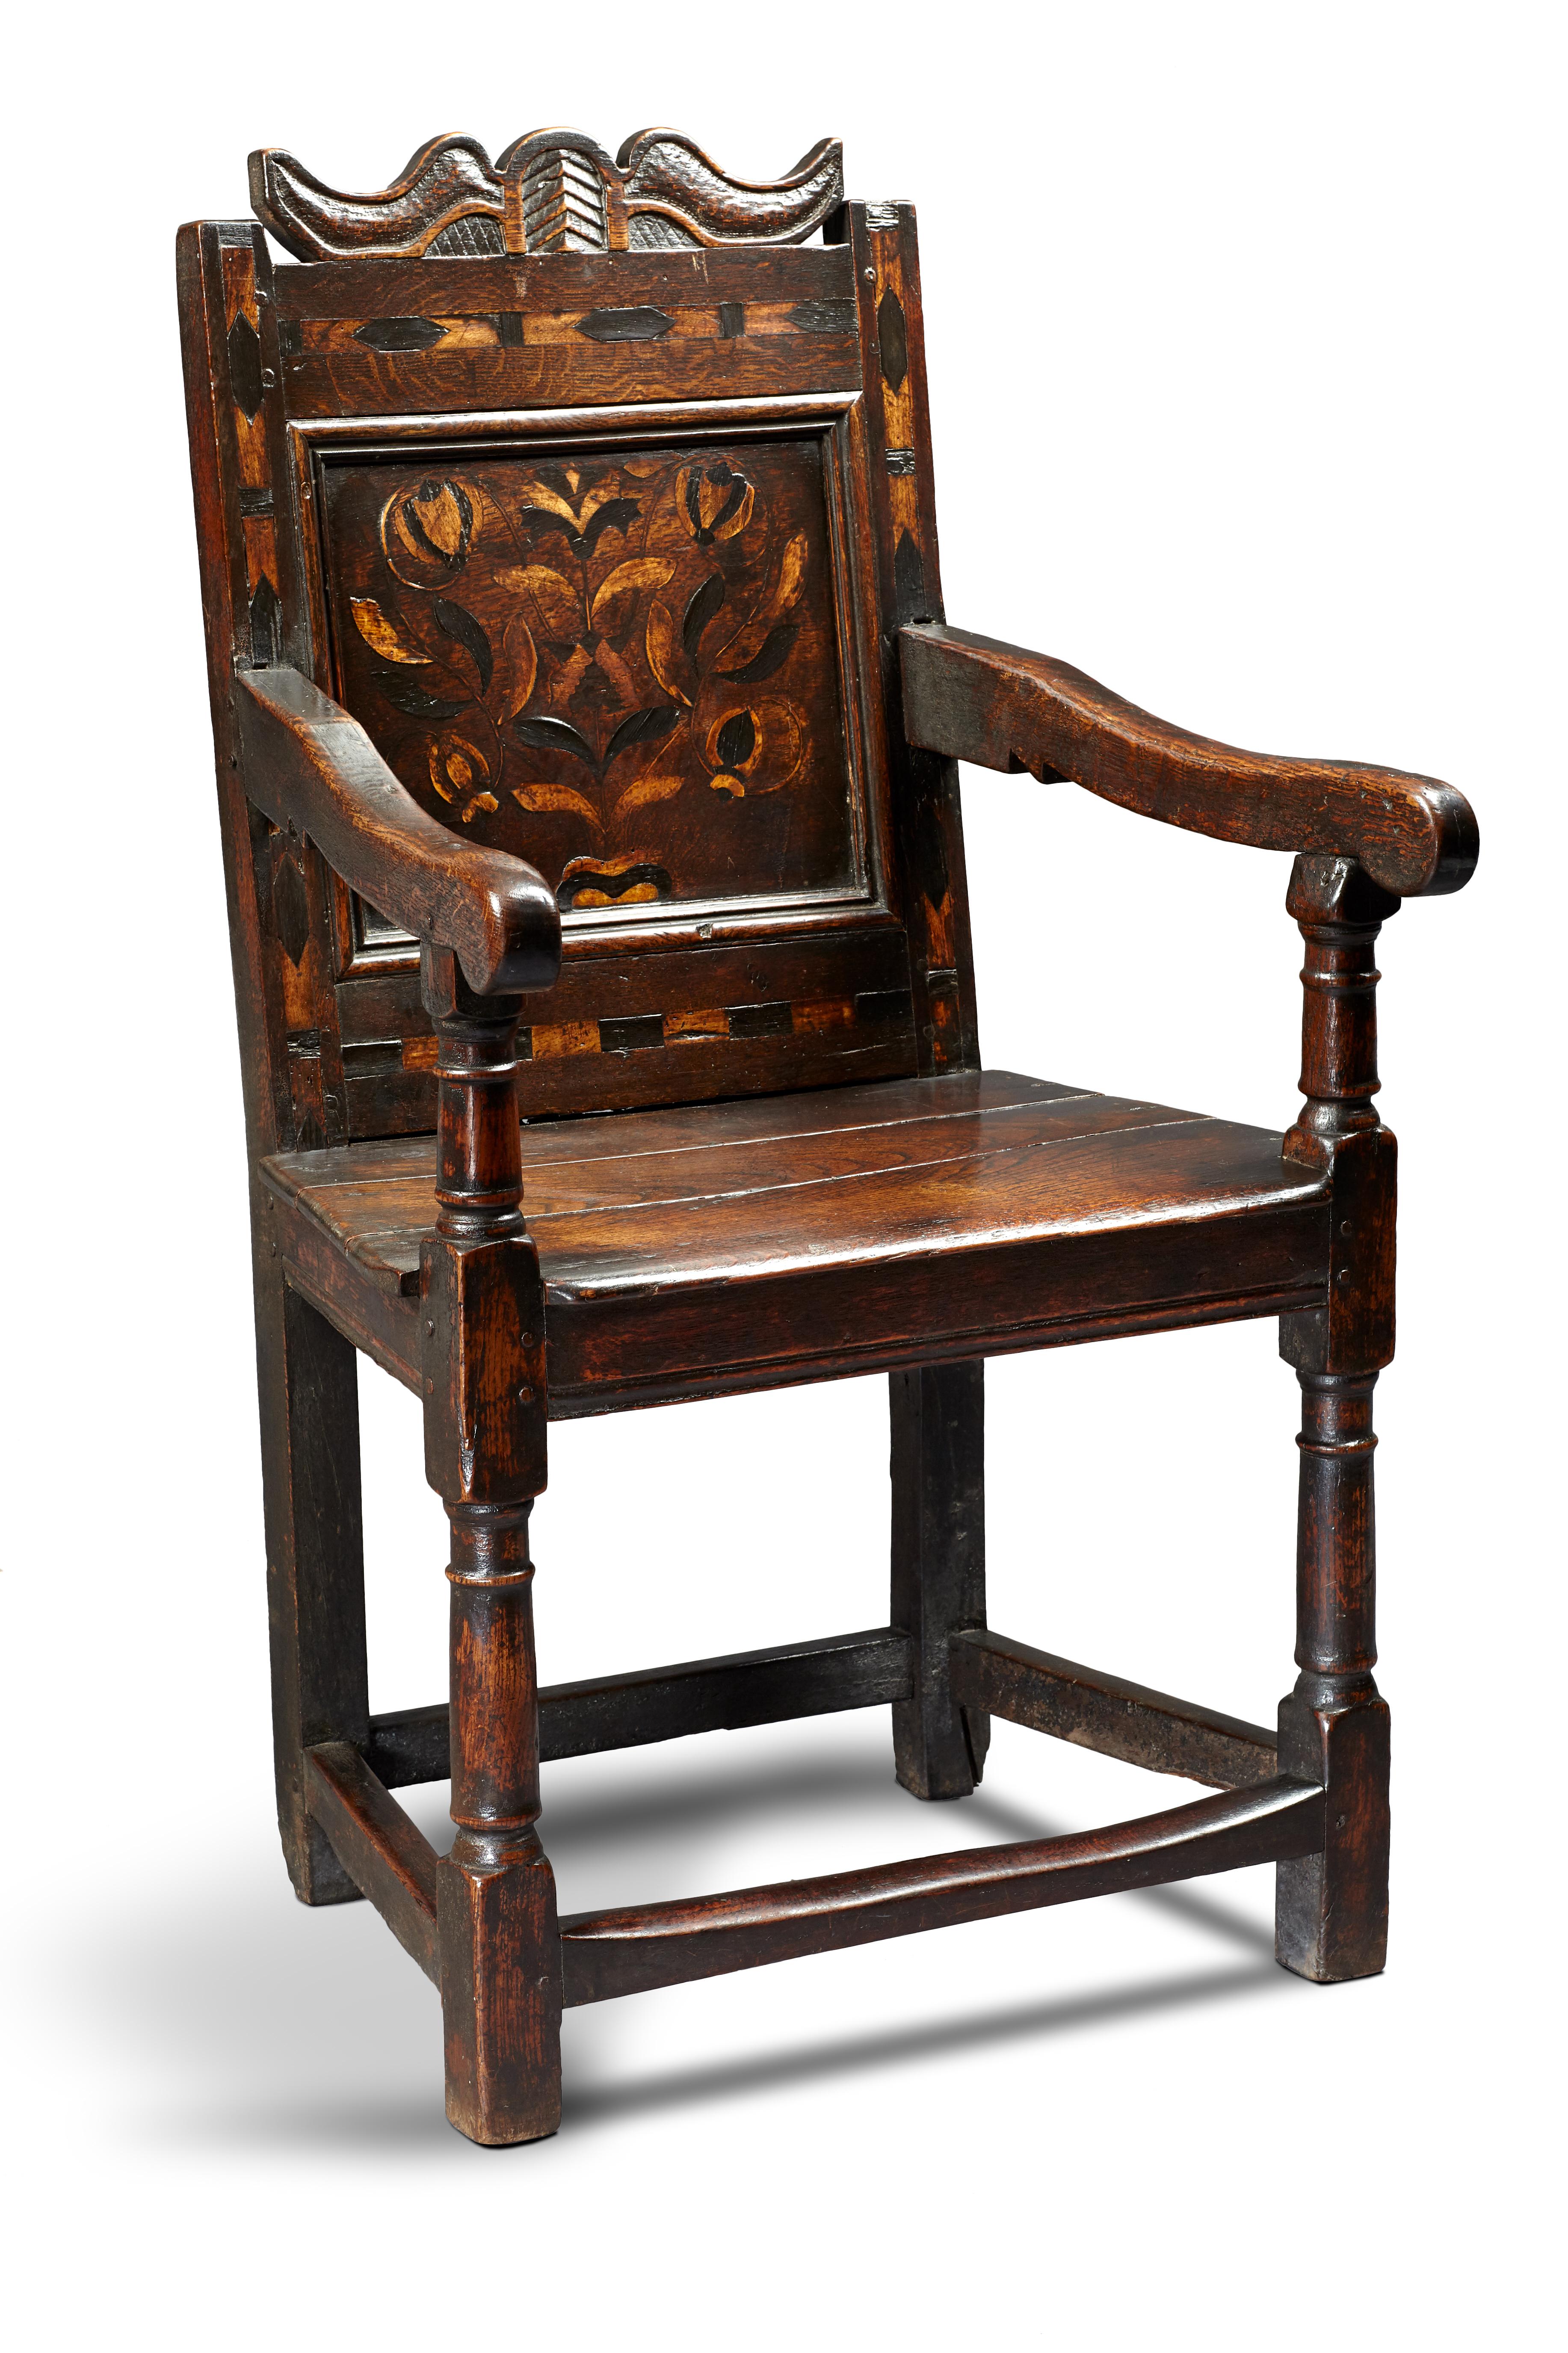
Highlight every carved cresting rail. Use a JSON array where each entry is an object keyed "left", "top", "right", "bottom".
[{"left": 250, "top": 127, "right": 845, "bottom": 260}]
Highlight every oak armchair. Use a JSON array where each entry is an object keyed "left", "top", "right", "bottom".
[{"left": 179, "top": 124, "right": 1477, "bottom": 2146}]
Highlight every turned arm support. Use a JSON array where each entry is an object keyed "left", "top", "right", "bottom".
[
  {"left": 236, "top": 667, "right": 562, "bottom": 996},
  {"left": 899, "top": 623, "right": 1478, "bottom": 901}
]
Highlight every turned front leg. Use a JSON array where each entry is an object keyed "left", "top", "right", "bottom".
[
  {"left": 440, "top": 1500, "right": 561, "bottom": 2144},
  {"left": 1276, "top": 1372, "right": 1389, "bottom": 1980},
  {"left": 420, "top": 946, "right": 560, "bottom": 2143},
  {"left": 1276, "top": 855, "right": 1399, "bottom": 1983}
]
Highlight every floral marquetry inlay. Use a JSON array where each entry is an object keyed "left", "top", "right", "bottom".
[{"left": 322, "top": 439, "right": 862, "bottom": 916}]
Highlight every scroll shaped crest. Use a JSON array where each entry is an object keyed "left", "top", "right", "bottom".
[{"left": 249, "top": 127, "right": 843, "bottom": 262}]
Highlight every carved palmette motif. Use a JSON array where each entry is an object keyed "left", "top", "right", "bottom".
[{"left": 249, "top": 127, "right": 843, "bottom": 262}]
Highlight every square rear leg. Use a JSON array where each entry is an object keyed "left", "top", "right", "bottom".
[
  {"left": 889, "top": 1360, "right": 989, "bottom": 1799},
  {"left": 253, "top": 1216, "right": 369, "bottom": 1904}
]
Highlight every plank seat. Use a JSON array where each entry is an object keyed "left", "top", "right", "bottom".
[{"left": 261, "top": 1070, "right": 1329, "bottom": 1411}]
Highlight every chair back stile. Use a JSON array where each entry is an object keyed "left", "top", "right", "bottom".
[{"left": 178, "top": 128, "right": 979, "bottom": 1160}]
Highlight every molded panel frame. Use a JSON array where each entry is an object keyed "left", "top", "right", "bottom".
[{"left": 286, "top": 392, "right": 899, "bottom": 984}]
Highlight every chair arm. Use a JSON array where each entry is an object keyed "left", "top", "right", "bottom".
[
  {"left": 899, "top": 623, "right": 1478, "bottom": 900},
  {"left": 236, "top": 668, "right": 562, "bottom": 995}
]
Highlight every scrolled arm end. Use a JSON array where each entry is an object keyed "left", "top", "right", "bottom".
[
  {"left": 899, "top": 622, "right": 1478, "bottom": 902},
  {"left": 236, "top": 667, "right": 561, "bottom": 997}
]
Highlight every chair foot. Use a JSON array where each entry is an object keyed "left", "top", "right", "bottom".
[
  {"left": 440, "top": 1836, "right": 562, "bottom": 2146},
  {"left": 290, "top": 1818, "right": 364, "bottom": 1907},
  {"left": 1274, "top": 1677, "right": 1390, "bottom": 1982},
  {"left": 895, "top": 1708, "right": 989, "bottom": 1802}
]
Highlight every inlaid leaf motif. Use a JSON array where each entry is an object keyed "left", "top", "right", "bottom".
[
  {"left": 227, "top": 314, "right": 265, "bottom": 423},
  {"left": 590, "top": 558, "right": 675, "bottom": 637},
  {"left": 353, "top": 315, "right": 449, "bottom": 353},
  {"left": 574, "top": 498, "right": 641, "bottom": 557},
  {"left": 774, "top": 531, "right": 808, "bottom": 606},
  {"left": 516, "top": 498, "right": 576, "bottom": 534},
  {"left": 518, "top": 477, "right": 589, "bottom": 527},
  {"left": 682, "top": 574, "right": 725, "bottom": 659},
  {"left": 876, "top": 289, "right": 908, "bottom": 393},
  {"left": 604, "top": 705, "right": 681, "bottom": 765},
  {"left": 272, "top": 853, "right": 311, "bottom": 966},
  {"left": 512, "top": 782, "right": 601, "bottom": 826},
  {"left": 512, "top": 713, "right": 597, "bottom": 766},
  {"left": 517, "top": 478, "right": 628, "bottom": 539},
  {"left": 787, "top": 299, "right": 856, "bottom": 336},
  {"left": 411, "top": 484, "right": 467, "bottom": 556},
  {"left": 592, "top": 641, "right": 639, "bottom": 707},
  {"left": 428, "top": 735, "right": 492, "bottom": 805},
  {"left": 701, "top": 697, "right": 804, "bottom": 797},
  {"left": 713, "top": 530, "right": 808, "bottom": 673},
  {"left": 492, "top": 614, "right": 538, "bottom": 719},
  {"left": 517, "top": 491, "right": 642, "bottom": 557},
  {"left": 611, "top": 770, "right": 686, "bottom": 824},
  {"left": 433, "top": 598, "right": 494, "bottom": 693},
  {"left": 381, "top": 477, "right": 475, "bottom": 584},
  {"left": 350, "top": 596, "right": 430, "bottom": 663},
  {"left": 645, "top": 601, "right": 694, "bottom": 705},
  {"left": 726, "top": 623, "right": 799, "bottom": 683},
  {"left": 378, "top": 672, "right": 468, "bottom": 719},
  {"left": 426, "top": 738, "right": 500, "bottom": 824},
  {"left": 497, "top": 565, "right": 584, "bottom": 640},
  {"left": 715, "top": 710, "right": 757, "bottom": 770},
  {"left": 575, "top": 307, "right": 673, "bottom": 343},
  {"left": 676, "top": 462, "right": 755, "bottom": 545}
]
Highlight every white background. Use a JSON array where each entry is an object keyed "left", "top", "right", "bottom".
[{"left": 3, "top": 3, "right": 1560, "bottom": 2344}]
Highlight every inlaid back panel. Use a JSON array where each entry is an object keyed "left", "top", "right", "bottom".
[
  {"left": 180, "top": 129, "right": 978, "bottom": 1150},
  {"left": 320, "top": 434, "right": 862, "bottom": 916}
]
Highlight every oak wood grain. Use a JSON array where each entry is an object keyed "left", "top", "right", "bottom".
[
  {"left": 272, "top": 245, "right": 854, "bottom": 323},
  {"left": 259, "top": 1070, "right": 1330, "bottom": 1409}
]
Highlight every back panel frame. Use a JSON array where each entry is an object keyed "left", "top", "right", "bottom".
[
  {"left": 293, "top": 389, "right": 915, "bottom": 1129},
  {"left": 309, "top": 402, "right": 881, "bottom": 956},
  {"left": 179, "top": 190, "right": 979, "bottom": 1155}
]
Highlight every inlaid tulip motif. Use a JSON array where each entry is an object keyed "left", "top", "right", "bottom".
[{"left": 345, "top": 450, "right": 820, "bottom": 910}]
